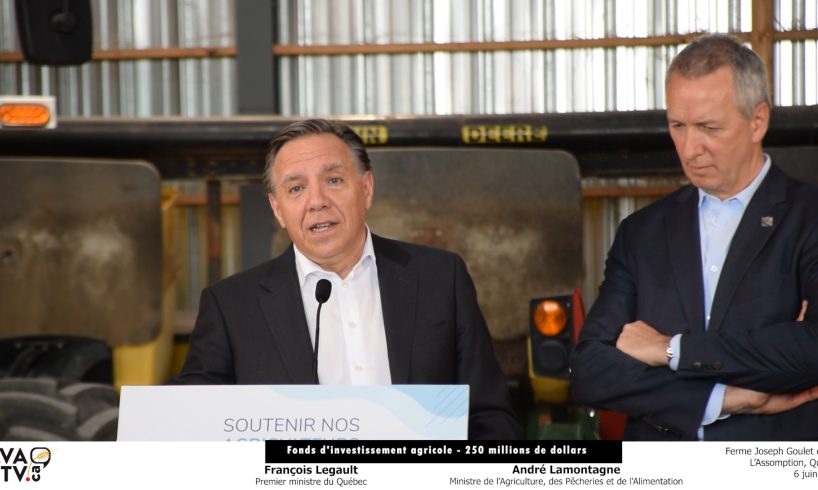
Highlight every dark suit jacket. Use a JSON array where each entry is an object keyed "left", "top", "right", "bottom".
[
  {"left": 172, "top": 234, "right": 521, "bottom": 440},
  {"left": 571, "top": 164, "right": 818, "bottom": 440}
]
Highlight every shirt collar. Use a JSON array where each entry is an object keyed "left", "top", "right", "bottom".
[
  {"left": 698, "top": 154, "right": 771, "bottom": 208},
  {"left": 293, "top": 225, "right": 376, "bottom": 287}
]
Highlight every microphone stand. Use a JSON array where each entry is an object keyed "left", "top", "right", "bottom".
[
  {"left": 313, "top": 301, "right": 324, "bottom": 384},
  {"left": 313, "top": 279, "right": 332, "bottom": 384}
]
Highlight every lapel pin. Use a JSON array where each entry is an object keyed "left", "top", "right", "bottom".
[{"left": 760, "top": 216, "right": 774, "bottom": 227}]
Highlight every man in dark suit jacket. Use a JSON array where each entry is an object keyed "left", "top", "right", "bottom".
[
  {"left": 571, "top": 34, "right": 818, "bottom": 440},
  {"left": 173, "top": 119, "right": 521, "bottom": 440}
]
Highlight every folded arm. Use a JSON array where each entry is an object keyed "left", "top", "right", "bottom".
[
  {"left": 675, "top": 217, "right": 818, "bottom": 392},
  {"left": 570, "top": 224, "right": 715, "bottom": 439},
  {"left": 617, "top": 207, "right": 818, "bottom": 394},
  {"left": 616, "top": 303, "right": 818, "bottom": 414}
]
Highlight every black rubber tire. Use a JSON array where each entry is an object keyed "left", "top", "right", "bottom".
[
  {"left": 0, "top": 377, "right": 119, "bottom": 441},
  {"left": 0, "top": 336, "right": 113, "bottom": 383}
]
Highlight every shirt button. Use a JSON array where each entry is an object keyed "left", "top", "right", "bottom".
[
  {"left": 710, "top": 265, "right": 718, "bottom": 272},
  {"left": 342, "top": 282, "right": 348, "bottom": 288},
  {"left": 349, "top": 322, "right": 357, "bottom": 328},
  {"left": 355, "top": 365, "right": 363, "bottom": 372}
]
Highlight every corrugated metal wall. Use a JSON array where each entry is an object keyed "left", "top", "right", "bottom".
[
  {"left": 775, "top": 0, "right": 818, "bottom": 105},
  {"left": 3, "top": 1, "right": 815, "bottom": 115},
  {"left": 0, "top": 0, "right": 235, "bottom": 116},
  {"left": 277, "top": 0, "right": 751, "bottom": 115}
]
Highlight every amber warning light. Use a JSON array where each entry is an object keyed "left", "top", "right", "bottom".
[
  {"left": 0, "top": 96, "right": 56, "bottom": 128},
  {"left": 532, "top": 299, "right": 568, "bottom": 336}
]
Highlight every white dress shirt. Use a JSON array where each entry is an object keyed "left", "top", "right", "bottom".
[{"left": 294, "top": 227, "right": 392, "bottom": 385}]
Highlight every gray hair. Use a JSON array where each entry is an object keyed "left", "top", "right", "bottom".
[
  {"left": 263, "top": 119, "right": 371, "bottom": 194},
  {"left": 666, "top": 33, "right": 770, "bottom": 118}
]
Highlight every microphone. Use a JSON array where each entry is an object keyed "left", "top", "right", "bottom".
[{"left": 313, "top": 279, "right": 332, "bottom": 384}]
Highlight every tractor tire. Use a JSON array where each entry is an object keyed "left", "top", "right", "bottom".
[{"left": 0, "top": 377, "right": 119, "bottom": 441}]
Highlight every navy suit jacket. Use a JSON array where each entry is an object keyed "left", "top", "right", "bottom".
[
  {"left": 571, "top": 164, "right": 818, "bottom": 440},
  {"left": 172, "top": 234, "right": 521, "bottom": 440}
]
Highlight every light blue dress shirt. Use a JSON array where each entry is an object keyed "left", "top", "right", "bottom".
[{"left": 668, "top": 157, "right": 771, "bottom": 439}]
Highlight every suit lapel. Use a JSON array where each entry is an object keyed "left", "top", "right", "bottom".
[
  {"left": 372, "top": 235, "right": 417, "bottom": 384},
  {"left": 258, "top": 246, "right": 315, "bottom": 383},
  {"left": 708, "top": 166, "right": 789, "bottom": 333},
  {"left": 666, "top": 186, "right": 706, "bottom": 332}
]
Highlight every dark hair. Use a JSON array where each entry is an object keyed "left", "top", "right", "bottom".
[
  {"left": 666, "top": 33, "right": 770, "bottom": 118},
  {"left": 263, "top": 119, "right": 371, "bottom": 194}
]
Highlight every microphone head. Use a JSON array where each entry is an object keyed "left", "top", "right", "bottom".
[{"left": 315, "top": 278, "right": 332, "bottom": 304}]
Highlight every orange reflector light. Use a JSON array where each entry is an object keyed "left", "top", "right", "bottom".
[
  {"left": 533, "top": 299, "right": 567, "bottom": 336},
  {"left": 0, "top": 102, "right": 52, "bottom": 127}
]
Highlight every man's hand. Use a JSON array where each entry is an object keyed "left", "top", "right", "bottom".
[
  {"left": 722, "top": 385, "right": 818, "bottom": 415},
  {"left": 797, "top": 300, "right": 808, "bottom": 321},
  {"left": 615, "top": 320, "right": 671, "bottom": 367},
  {"left": 615, "top": 302, "right": 810, "bottom": 391}
]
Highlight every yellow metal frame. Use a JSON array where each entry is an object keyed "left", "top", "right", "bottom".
[
  {"left": 527, "top": 337, "right": 571, "bottom": 404},
  {"left": 111, "top": 189, "right": 179, "bottom": 390}
]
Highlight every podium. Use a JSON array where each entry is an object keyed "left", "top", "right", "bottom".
[{"left": 117, "top": 385, "right": 468, "bottom": 441}]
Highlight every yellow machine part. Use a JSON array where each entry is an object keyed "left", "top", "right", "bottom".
[
  {"left": 527, "top": 337, "right": 571, "bottom": 404},
  {"left": 170, "top": 338, "right": 190, "bottom": 377},
  {"left": 112, "top": 284, "right": 176, "bottom": 390},
  {"left": 112, "top": 189, "right": 179, "bottom": 390}
]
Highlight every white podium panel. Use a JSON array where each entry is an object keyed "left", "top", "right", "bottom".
[{"left": 117, "top": 384, "right": 468, "bottom": 441}]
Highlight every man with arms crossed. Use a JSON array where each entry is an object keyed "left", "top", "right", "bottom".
[
  {"left": 173, "top": 119, "right": 521, "bottom": 440},
  {"left": 572, "top": 34, "right": 818, "bottom": 440}
]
